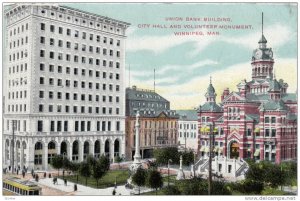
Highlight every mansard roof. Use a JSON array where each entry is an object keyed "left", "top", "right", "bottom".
[
  {"left": 126, "top": 87, "right": 169, "bottom": 103},
  {"left": 246, "top": 93, "right": 297, "bottom": 102},
  {"left": 176, "top": 110, "right": 198, "bottom": 121},
  {"left": 200, "top": 102, "right": 222, "bottom": 112},
  {"left": 259, "top": 99, "right": 287, "bottom": 111}
]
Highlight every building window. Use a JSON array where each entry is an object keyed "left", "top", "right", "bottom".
[
  {"left": 271, "top": 129, "right": 276, "bottom": 137},
  {"left": 63, "top": 121, "right": 68, "bottom": 131},
  {"left": 59, "top": 27, "right": 63, "bottom": 34},
  {"left": 50, "top": 121, "right": 55, "bottom": 132},
  {"left": 40, "top": 36, "right": 45, "bottom": 44},
  {"left": 65, "top": 105, "right": 70, "bottom": 113},
  {"left": 265, "top": 129, "right": 270, "bottom": 137},
  {"left": 58, "top": 66, "right": 62, "bottom": 73},
  {"left": 39, "top": 77, "right": 45, "bottom": 84},
  {"left": 265, "top": 117, "right": 270, "bottom": 123},
  {"left": 49, "top": 105, "right": 53, "bottom": 112},
  {"left": 81, "top": 121, "right": 85, "bottom": 131},
  {"left": 41, "top": 23, "right": 45, "bottom": 30},
  {"left": 37, "top": 120, "right": 43, "bottom": 132},
  {"left": 57, "top": 121, "right": 62, "bottom": 132},
  {"left": 39, "top": 91, "right": 44, "bottom": 98},
  {"left": 50, "top": 51, "right": 55, "bottom": 59},
  {"left": 50, "top": 25, "right": 55, "bottom": 32},
  {"left": 73, "top": 106, "right": 78, "bottom": 113},
  {"left": 38, "top": 104, "right": 43, "bottom": 112},
  {"left": 271, "top": 117, "right": 276, "bottom": 124},
  {"left": 40, "top": 50, "right": 45, "bottom": 57},
  {"left": 247, "top": 128, "right": 251, "bottom": 136},
  {"left": 57, "top": 105, "right": 62, "bottom": 113},
  {"left": 102, "top": 121, "right": 106, "bottom": 131},
  {"left": 67, "top": 28, "right": 71, "bottom": 36},
  {"left": 75, "top": 121, "right": 79, "bottom": 131},
  {"left": 102, "top": 107, "right": 106, "bottom": 114},
  {"left": 49, "top": 91, "right": 53, "bottom": 99}
]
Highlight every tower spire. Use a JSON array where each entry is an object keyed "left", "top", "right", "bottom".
[
  {"left": 262, "top": 12, "right": 264, "bottom": 36},
  {"left": 154, "top": 68, "right": 156, "bottom": 92},
  {"left": 210, "top": 76, "right": 212, "bottom": 85}
]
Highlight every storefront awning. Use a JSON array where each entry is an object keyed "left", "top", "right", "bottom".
[
  {"left": 213, "top": 147, "right": 219, "bottom": 152},
  {"left": 200, "top": 147, "right": 205, "bottom": 152},
  {"left": 218, "top": 147, "right": 223, "bottom": 153},
  {"left": 254, "top": 149, "right": 260, "bottom": 156},
  {"left": 204, "top": 147, "right": 210, "bottom": 152}
]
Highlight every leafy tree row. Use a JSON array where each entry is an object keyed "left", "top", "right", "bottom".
[
  {"left": 153, "top": 147, "right": 195, "bottom": 166},
  {"left": 132, "top": 166, "right": 163, "bottom": 195},
  {"left": 50, "top": 154, "right": 110, "bottom": 187}
]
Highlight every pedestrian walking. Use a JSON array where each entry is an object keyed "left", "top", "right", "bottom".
[
  {"left": 74, "top": 184, "right": 77, "bottom": 191},
  {"left": 22, "top": 170, "right": 25, "bottom": 178},
  {"left": 44, "top": 172, "right": 46, "bottom": 178},
  {"left": 64, "top": 179, "right": 67, "bottom": 186}
]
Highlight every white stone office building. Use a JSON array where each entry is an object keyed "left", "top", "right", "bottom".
[
  {"left": 3, "top": 4, "right": 130, "bottom": 171},
  {"left": 176, "top": 110, "right": 198, "bottom": 152}
]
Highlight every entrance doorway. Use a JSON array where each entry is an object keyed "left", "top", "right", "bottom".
[{"left": 229, "top": 141, "right": 239, "bottom": 159}]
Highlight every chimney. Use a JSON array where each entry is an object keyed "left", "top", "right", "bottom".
[{"left": 221, "top": 88, "right": 229, "bottom": 101}]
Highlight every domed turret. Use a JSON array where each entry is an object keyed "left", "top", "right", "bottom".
[{"left": 205, "top": 77, "right": 216, "bottom": 102}]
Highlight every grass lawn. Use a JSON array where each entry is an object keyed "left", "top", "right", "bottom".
[
  {"left": 61, "top": 170, "right": 129, "bottom": 189},
  {"left": 162, "top": 175, "right": 176, "bottom": 184},
  {"left": 142, "top": 188, "right": 165, "bottom": 195}
]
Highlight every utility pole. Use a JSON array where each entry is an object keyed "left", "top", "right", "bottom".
[
  {"left": 12, "top": 120, "right": 15, "bottom": 174},
  {"left": 208, "top": 123, "right": 212, "bottom": 195}
]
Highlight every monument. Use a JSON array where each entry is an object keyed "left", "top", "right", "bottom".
[
  {"left": 127, "top": 111, "right": 143, "bottom": 186},
  {"left": 176, "top": 155, "right": 185, "bottom": 180}
]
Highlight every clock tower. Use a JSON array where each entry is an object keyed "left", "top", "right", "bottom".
[{"left": 251, "top": 13, "right": 274, "bottom": 80}]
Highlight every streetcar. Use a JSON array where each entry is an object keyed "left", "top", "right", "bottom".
[{"left": 3, "top": 177, "right": 42, "bottom": 195}]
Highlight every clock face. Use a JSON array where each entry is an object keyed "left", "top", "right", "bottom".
[{"left": 255, "top": 50, "right": 262, "bottom": 59}]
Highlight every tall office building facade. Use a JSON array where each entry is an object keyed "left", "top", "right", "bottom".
[{"left": 3, "top": 4, "right": 130, "bottom": 170}]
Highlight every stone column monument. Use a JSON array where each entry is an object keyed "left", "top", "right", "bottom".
[
  {"left": 127, "top": 111, "right": 143, "bottom": 186},
  {"left": 176, "top": 155, "right": 185, "bottom": 180}
]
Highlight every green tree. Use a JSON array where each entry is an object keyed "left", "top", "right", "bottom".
[
  {"left": 50, "top": 154, "right": 63, "bottom": 176},
  {"left": 153, "top": 147, "right": 179, "bottom": 166},
  {"left": 92, "top": 155, "right": 110, "bottom": 188},
  {"left": 132, "top": 167, "right": 147, "bottom": 195},
  {"left": 92, "top": 160, "right": 106, "bottom": 188},
  {"left": 69, "top": 161, "right": 80, "bottom": 183},
  {"left": 99, "top": 155, "right": 110, "bottom": 171},
  {"left": 79, "top": 162, "right": 92, "bottom": 186},
  {"left": 146, "top": 169, "right": 163, "bottom": 195},
  {"left": 182, "top": 151, "right": 194, "bottom": 166},
  {"left": 280, "top": 161, "right": 297, "bottom": 186}
]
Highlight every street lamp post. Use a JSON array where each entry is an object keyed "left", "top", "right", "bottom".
[
  {"left": 168, "top": 159, "right": 172, "bottom": 187},
  {"left": 206, "top": 122, "right": 217, "bottom": 195}
]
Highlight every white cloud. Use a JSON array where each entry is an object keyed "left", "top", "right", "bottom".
[
  {"left": 221, "top": 23, "right": 295, "bottom": 50},
  {"left": 129, "top": 58, "right": 297, "bottom": 109}
]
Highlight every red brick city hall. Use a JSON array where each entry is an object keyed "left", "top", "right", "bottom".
[{"left": 198, "top": 33, "right": 297, "bottom": 164}]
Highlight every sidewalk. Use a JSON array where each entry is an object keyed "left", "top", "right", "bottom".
[{"left": 37, "top": 177, "right": 132, "bottom": 195}]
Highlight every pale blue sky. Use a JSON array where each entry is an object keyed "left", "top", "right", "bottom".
[{"left": 66, "top": 3, "right": 297, "bottom": 109}]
